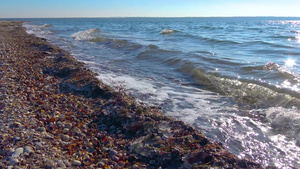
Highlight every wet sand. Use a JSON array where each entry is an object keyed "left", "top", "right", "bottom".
[{"left": 0, "top": 20, "right": 263, "bottom": 168}]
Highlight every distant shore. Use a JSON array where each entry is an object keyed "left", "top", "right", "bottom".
[{"left": 0, "top": 20, "right": 263, "bottom": 168}]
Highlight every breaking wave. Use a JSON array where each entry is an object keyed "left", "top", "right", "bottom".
[
  {"left": 43, "top": 24, "right": 52, "bottom": 27},
  {"left": 160, "top": 29, "right": 178, "bottom": 34},
  {"left": 71, "top": 28, "right": 100, "bottom": 41},
  {"left": 179, "top": 64, "right": 300, "bottom": 108}
]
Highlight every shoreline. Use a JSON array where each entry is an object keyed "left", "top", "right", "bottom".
[{"left": 0, "top": 20, "right": 263, "bottom": 168}]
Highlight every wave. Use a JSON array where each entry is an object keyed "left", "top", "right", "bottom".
[
  {"left": 179, "top": 63, "right": 300, "bottom": 109},
  {"left": 160, "top": 29, "right": 178, "bottom": 35},
  {"left": 244, "top": 40, "right": 294, "bottom": 49},
  {"left": 43, "top": 24, "right": 52, "bottom": 28},
  {"left": 243, "top": 62, "right": 300, "bottom": 83},
  {"left": 137, "top": 45, "right": 181, "bottom": 61},
  {"left": 262, "top": 107, "right": 300, "bottom": 146},
  {"left": 71, "top": 28, "right": 100, "bottom": 41},
  {"left": 135, "top": 45, "right": 300, "bottom": 108}
]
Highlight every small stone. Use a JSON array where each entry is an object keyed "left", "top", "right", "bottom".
[
  {"left": 45, "top": 159, "right": 55, "bottom": 168},
  {"left": 63, "top": 128, "right": 69, "bottom": 133},
  {"left": 35, "top": 142, "right": 43, "bottom": 150},
  {"left": 8, "top": 158, "right": 19, "bottom": 166},
  {"left": 97, "top": 161, "right": 105, "bottom": 167},
  {"left": 150, "top": 160, "right": 156, "bottom": 165},
  {"left": 62, "top": 135, "right": 69, "bottom": 141},
  {"left": 102, "top": 147, "right": 109, "bottom": 152},
  {"left": 65, "top": 123, "right": 72, "bottom": 129},
  {"left": 109, "top": 149, "right": 117, "bottom": 156},
  {"left": 13, "top": 136, "right": 21, "bottom": 142},
  {"left": 44, "top": 133, "right": 53, "bottom": 139},
  {"left": 13, "top": 147, "right": 24, "bottom": 157},
  {"left": 59, "top": 114, "right": 65, "bottom": 120},
  {"left": 6, "top": 148, "right": 15, "bottom": 155},
  {"left": 57, "top": 160, "right": 66, "bottom": 168},
  {"left": 24, "top": 146, "right": 34, "bottom": 154},
  {"left": 111, "top": 155, "right": 119, "bottom": 161},
  {"left": 132, "top": 164, "right": 139, "bottom": 169},
  {"left": 10, "top": 122, "right": 22, "bottom": 128},
  {"left": 36, "top": 127, "right": 46, "bottom": 132},
  {"left": 56, "top": 121, "right": 64, "bottom": 128},
  {"left": 110, "top": 125, "right": 116, "bottom": 130},
  {"left": 118, "top": 160, "right": 125, "bottom": 167},
  {"left": 64, "top": 160, "right": 71, "bottom": 167},
  {"left": 72, "top": 160, "right": 82, "bottom": 166}
]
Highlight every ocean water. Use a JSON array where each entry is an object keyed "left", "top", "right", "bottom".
[{"left": 21, "top": 17, "right": 300, "bottom": 168}]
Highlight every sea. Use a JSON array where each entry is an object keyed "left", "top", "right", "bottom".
[{"left": 17, "top": 17, "right": 300, "bottom": 168}]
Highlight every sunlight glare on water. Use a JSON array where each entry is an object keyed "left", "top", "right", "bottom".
[{"left": 285, "top": 58, "right": 296, "bottom": 67}]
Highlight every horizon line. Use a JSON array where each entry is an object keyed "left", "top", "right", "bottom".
[{"left": 1, "top": 16, "right": 300, "bottom": 19}]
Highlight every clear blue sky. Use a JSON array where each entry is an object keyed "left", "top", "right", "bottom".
[{"left": 1, "top": 0, "right": 300, "bottom": 18}]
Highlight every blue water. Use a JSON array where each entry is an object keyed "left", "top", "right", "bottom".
[{"left": 21, "top": 17, "right": 300, "bottom": 168}]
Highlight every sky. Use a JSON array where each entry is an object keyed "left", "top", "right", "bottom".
[{"left": 1, "top": 0, "right": 300, "bottom": 18}]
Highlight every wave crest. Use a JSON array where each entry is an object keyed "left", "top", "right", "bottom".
[
  {"left": 160, "top": 29, "right": 178, "bottom": 35},
  {"left": 43, "top": 24, "right": 52, "bottom": 28},
  {"left": 71, "top": 28, "right": 100, "bottom": 41}
]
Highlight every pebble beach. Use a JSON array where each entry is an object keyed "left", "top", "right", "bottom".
[{"left": 0, "top": 20, "right": 264, "bottom": 168}]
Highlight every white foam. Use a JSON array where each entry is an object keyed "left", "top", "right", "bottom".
[
  {"left": 265, "top": 107, "right": 300, "bottom": 133},
  {"left": 71, "top": 28, "right": 100, "bottom": 41},
  {"left": 23, "top": 23, "right": 53, "bottom": 38},
  {"left": 160, "top": 29, "right": 177, "bottom": 35}
]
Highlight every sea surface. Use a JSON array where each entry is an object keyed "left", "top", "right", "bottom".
[{"left": 19, "top": 17, "right": 300, "bottom": 168}]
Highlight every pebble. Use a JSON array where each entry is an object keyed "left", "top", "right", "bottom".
[
  {"left": 109, "top": 149, "right": 118, "bottom": 156},
  {"left": 57, "top": 160, "right": 66, "bottom": 168},
  {"left": 45, "top": 159, "right": 55, "bottom": 168},
  {"left": 6, "top": 148, "right": 15, "bottom": 155},
  {"left": 97, "top": 161, "right": 105, "bottom": 167},
  {"left": 59, "top": 114, "right": 65, "bottom": 120},
  {"left": 13, "top": 136, "right": 21, "bottom": 141},
  {"left": 24, "top": 146, "right": 34, "bottom": 154},
  {"left": 65, "top": 123, "right": 72, "bottom": 129},
  {"left": 62, "top": 128, "right": 69, "bottom": 133},
  {"left": 62, "top": 134, "right": 69, "bottom": 141},
  {"left": 36, "top": 127, "right": 46, "bottom": 132},
  {"left": 10, "top": 122, "right": 22, "bottom": 128},
  {"left": 35, "top": 142, "right": 43, "bottom": 150},
  {"left": 13, "top": 147, "right": 24, "bottom": 157},
  {"left": 102, "top": 147, "right": 109, "bottom": 152},
  {"left": 132, "top": 164, "right": 139, "bottom": 169},
  {"left": 8, "top": 158, "right": 19, "bottom": 166},
  {"left": 64, "top": 160, "right": 71, "bottom": 167},
  {"left": 56, "top": 121, "right": 64, "bottom": 128},
  {"left": 72, "top": 160, "right": 82, "bottom": 166}
]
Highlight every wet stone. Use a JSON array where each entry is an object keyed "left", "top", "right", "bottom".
[
  {"left": 13, "top": 147, "right": 24, "bottom": 157},
  {"left": 65, "top": 123, "right": 72, "bottom": 129},
  {"left": 36, "top": 127, "right": 46, "bottom": 132},
  {"left": 109, "top": 149, "right": 117, "bottom": 156},
  {"left": 56, "top": 121, "right": 64, "bottom": 128},
  {"left": 57, "top": 160, "right": 66, "bottom": 168},
  {"left": 97, "top": 161, "right": 105, "bottom": 167},
  {"left": 24, "top": 146, "right": 34, "bottom": 154},
  {"left": 62, "top": 134, "right": 69, "bottom": 141},
  {"left": 64, "top": 160, "right": 71, "bottom": 167},
  {"left": 8, "top": 158, "right": 19, "bottom": 166},
  {"left": 35, "top": 142, "right": 43, "bottom": 150},
  {"left": 6, "top": 148, "right": 15, "bottom": 156},
  {"left": 12, "top": 136, "right": 21, "bottom": 142},
  {"left": 63, "top": 128, "right": 69, "bottom": 133},
  {"left": 10, "top": 122, "right": 22, "bottom": 128},
  {"left": 45, "top": 159, "right": 55, "bottom": 168},
  {"left": 72, "top": 160, "right": 82, "bottom": 166}
]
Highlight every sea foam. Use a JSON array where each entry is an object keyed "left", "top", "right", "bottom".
[
  {"left": 71, "top": 28, "right": 100, "bottom": 41},
  {"left": 160, "top": 29, "right": 177, "bottom": 34}
]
